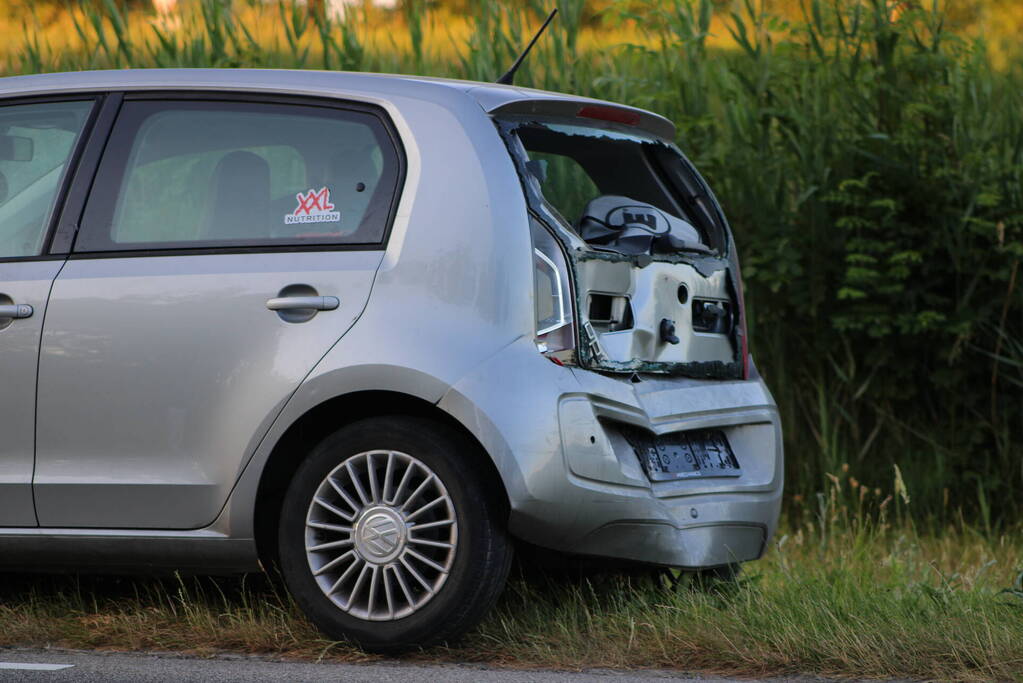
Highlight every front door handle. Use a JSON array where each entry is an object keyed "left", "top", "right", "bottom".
[
  {"left": 0, "top": 304, "right": 33, "bottom": 319},
  {"left": 266, "top": 296, "right": 339, "bottom": 312}
]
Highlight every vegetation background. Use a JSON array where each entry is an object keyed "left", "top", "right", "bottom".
[
  {"left": 0, "top": 2, "right": 1020, "bottom": 679},
  {"left": 1, "top": 0, "right": 1021, "bottom": 528}
]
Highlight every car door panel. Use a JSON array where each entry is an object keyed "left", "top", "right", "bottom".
[
  {"left": 32, "top": 95, "right": 403, "bottom": 529},
  {"left": 34, "top": 251, "right": 381, "bottom": 528},
  {"left": 0, "top": 97, "right": 98, "bottom": 527},
  {"left": 0, "top": 261, "right": 64, "bottom": 527}
]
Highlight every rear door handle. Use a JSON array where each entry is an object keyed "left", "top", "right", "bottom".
[
  {"left": 265, "top": 296, "right": 339, "bottom": 312},
  {"left": 0, "top": 304, "right": 33, "bottom": 319}
]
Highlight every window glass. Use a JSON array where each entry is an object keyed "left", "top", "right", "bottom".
[
  {"left": 523, "top": 151, "right": 599, "bottom": 227},
  {"left": 509, "top": 120, "right": 728, "bottom": 255},
  {"left": 77, "top": 100, "right": 400, "bottom": 252},
  {"left": 0, "top": 100, "right": 93, "bottom": 258}
]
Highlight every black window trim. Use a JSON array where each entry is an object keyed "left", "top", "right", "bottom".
[
  {"left": 64, "top": 89, "right": 408, "bottom": 260},
  {"left": 0, "top": 93, "right": 107, "bottom": 264}
]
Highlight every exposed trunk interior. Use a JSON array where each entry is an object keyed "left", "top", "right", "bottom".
[{"left": 499, "top": 115, "right": 745, "bottom": 379}]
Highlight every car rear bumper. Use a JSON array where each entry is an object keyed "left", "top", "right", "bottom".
[{"left": 439, "top": 337, "right": 783, "bottom": 569}]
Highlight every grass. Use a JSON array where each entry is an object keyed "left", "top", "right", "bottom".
[{"left": 2, "top": 477, "right": 1021, "bottom": 681}]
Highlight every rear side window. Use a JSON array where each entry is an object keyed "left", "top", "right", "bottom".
[
  {"left": 76, "top": 99, "right": 402, "bottom": 252},
  {"left": 0, "top": 100, "right": 93, "bottom": 258}
]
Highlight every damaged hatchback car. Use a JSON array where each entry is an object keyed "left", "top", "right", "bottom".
[{"left": 0, "top": 69, "right": 782, "bottom": 651}]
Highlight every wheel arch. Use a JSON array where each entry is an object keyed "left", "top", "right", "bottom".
[{"left": 253, "top": 389, "right": 510, "bottom": 571}]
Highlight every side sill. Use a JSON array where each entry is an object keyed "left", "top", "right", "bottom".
[{"left": 0, "top": 529, "right": 259, "bottom": 575}]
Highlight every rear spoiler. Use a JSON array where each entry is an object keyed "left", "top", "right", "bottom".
[{"left": 486, "top": 97, "right": 676, "bottom": 142}]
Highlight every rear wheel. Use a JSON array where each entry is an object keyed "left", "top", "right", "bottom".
[{"left": 278, "top": 416, "right": 512, "bottom": 652}]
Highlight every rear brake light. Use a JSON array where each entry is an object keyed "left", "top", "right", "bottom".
[
  {"left": 577, "top": 105, "right": 641, "bottom": 126},
  {"left": 530, "top": 218, "right": 575, "bottom": 362}
]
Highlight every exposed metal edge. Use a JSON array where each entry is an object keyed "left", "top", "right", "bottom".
[{"left": 581, "top": 393, "right": 776, "bottom": 433}]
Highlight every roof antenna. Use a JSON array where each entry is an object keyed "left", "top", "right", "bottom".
[{"left": 496, "top": 8, "right": 558, "bottom": 86}]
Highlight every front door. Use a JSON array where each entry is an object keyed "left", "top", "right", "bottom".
[
  {"left": 0, "top": 98, "right": 95, "bottom": 527},
  {"left": 34, "top": 95, "right": 404, "bottom": 529}
]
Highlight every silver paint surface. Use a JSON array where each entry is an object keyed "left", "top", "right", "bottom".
[{"left": 0, "top": 260, "right": 63, "bottom": 527}]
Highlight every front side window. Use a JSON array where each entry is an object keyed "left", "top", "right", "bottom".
[
  {"left": 76, "top": 99, "right": 401, "bottom": 252},
  {"left": 0, "top": 100, "right": 94, "bottom": 258}
]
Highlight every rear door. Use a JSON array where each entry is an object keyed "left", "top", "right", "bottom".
[
  {"left": 34, "top": 94, "right": 404, "bottom": 529},
  {"left": 0, "top": 97, "right": 96, "bottom": 527}
]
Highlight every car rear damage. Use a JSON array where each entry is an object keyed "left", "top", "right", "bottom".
[
  {"left": 434, "top": 92, "right": 782, "bottom": 568},
  {"left": 489, "top": 99, "right": 748, "bottom": 381}
]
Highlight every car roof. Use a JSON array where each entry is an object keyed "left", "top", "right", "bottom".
[{"left": 0, "top": 68, "right": 675, "bottom": 140}]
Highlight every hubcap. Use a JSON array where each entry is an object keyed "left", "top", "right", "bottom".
[
  {"left": 353, "top": 506, "right": 406, "bottom": 563},
  {"left": 304, "top": 450, "right": 458, "bottom": 621}
]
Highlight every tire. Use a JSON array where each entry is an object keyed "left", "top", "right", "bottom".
[{"left": 278, "top": 416, "right": 512, "bottom": 652}]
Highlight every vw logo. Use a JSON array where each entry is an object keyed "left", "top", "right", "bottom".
[
  {"left": 361, "top": 514, "right": 399, "bottom": 554},
  {"left": 354, "top": 508, "right": 407, "bottom": 563}
]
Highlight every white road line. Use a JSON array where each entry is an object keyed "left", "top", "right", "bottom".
[{"left": 0, "top": 662, "right": 74, "bottom": 671}]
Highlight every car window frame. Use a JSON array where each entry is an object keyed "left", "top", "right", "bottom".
[
  {"left": 68, "top": 91, "right": 408, "bottom": 259},
  {"left": 0, "top": 94, "right": 105, "bottom": 264}
]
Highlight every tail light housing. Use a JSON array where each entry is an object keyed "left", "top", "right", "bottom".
[
  {"left": 732, "top": 255, "right": 750, "bottom": 380},
  {"left": 530, "top": 217, "right": 575, "bottom": 363}
]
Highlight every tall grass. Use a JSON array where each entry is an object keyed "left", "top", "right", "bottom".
[{"left": 4, "top": 0, "right": 1023, "bottom": 526}]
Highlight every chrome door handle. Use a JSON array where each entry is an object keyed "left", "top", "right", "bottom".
[
  {"left": 0, "top": 304, "right": 33, "bottom": 319},
  {"left": 265, "top": 296, "right": 339, "bottom": 312}
]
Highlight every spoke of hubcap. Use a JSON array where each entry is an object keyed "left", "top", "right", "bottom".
[
  {"left": 367, "top": 565, "right": 380, "bottom": 617},
  {"left": 400, "top": 556, "right": 434, "bottom": 595},
  {"left": 388, "top": 460, "right": 415, "bottom": 506},
  {"left": 409, "top": 518, "right": 454, "bottom": 531},
  {"left": 314, "top": 496, "right": 354, "bottom": 522},
  {"left": 348, "top": 562, "right": 371, "bottom": 607},
  {"left": 328, "top": 477, "right": 362, "bottom": 515},
  {"left": 313, "top": 550, "right": 355, "bottom": 577},
  {"left": 406, "top": 548, "right": 447, "bottom": 573},
  {"left": 392, "top": 562, "right": 416, "bottom": 608},
  {"left": 382, "top": 566, "right": 396, "bottom": 619},
  {"left": 308, "top": 521, "right": 353, "bottom": 533},
  {"left": 408, "top": 536, "right": 453, "bottom": 549},
  {"left": 344, "top": 461, "right": 372, "bottom": 507},
  {"left": 366, "top": 453, "right": 380, "bottom": 504},
  {"left": 382, "top": 452, "right": 396, "bottom": 506},
  {"left": 406, "top": 495, "right": 446, "bottom": 522},
  {"left": 307, "top": 538, "right": 354, "bottom": 552},
  {"left": 329, "top": 555, "right": 364, "bottom": 594},
  {"left": 400, "top": 474, "right": 435, "bottom": 512}
]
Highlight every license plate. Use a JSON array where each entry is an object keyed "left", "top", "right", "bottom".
[{"left": 622, "top": 428, "right": 741, "bottom": 481}]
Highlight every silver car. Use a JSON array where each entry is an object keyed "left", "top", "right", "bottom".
[{"left": 0, "top": 69, "right": 782, "bottom": 650}]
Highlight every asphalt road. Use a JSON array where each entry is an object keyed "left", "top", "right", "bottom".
[{"left": 0, "top": 649, "right": 795, "bottom": 683}]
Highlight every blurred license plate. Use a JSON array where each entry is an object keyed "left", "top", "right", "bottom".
[{"left": 623, "top": 429, "right": 741, "bottom": 481}]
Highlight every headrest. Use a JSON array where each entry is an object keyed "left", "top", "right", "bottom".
[{"left": 576, "top": 195, "right": 707, "bottom": 256}]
